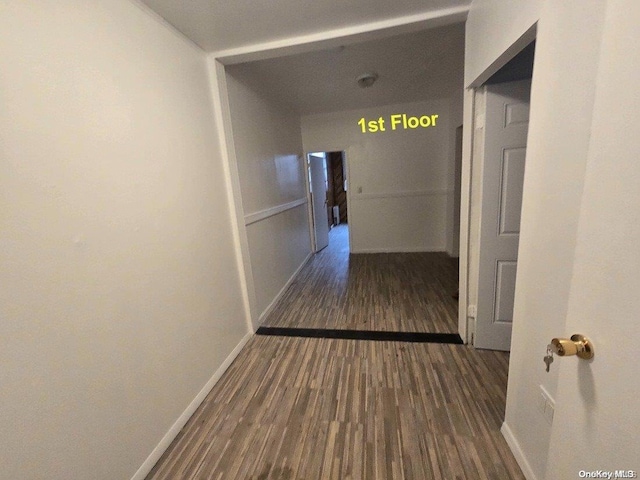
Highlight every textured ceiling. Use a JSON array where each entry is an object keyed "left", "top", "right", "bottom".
[
  {"left": 140, "top": 0, "right": 470, "bottom": 52},
  {"left": 226, "top": 23, "right": 465, "bottom": 115}
]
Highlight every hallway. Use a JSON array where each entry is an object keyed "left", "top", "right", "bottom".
[
  {"left": 147, "top": 232, "right": 523, "bottom": 479},
  {"left": 262, "top": 225, "right": 459, "bottom": 333}
]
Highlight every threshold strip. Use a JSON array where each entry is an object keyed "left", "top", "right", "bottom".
[{"left": 256, "top": 327, "right": 463, "bottom": 344}]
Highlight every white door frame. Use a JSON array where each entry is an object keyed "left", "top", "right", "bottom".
[
  {"left": 303, "top": 154, "right": 317, "bottom": 253},
  {"left": 307, "top": 152, "right": 330, "bottom": 252},
  {"left": 457, "top": 87, "right": 476, "bottom": 344},
  {"left": 303, "top": 149, "right": 352, "bottom": 254},
  {"left": 457, "top": 30, "right": 537, "bottom": 345}
]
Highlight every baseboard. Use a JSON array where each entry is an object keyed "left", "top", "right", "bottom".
[
  {"left": 351, "top": 247, "right": 446, "bottom": 254},
  {"left": 501, "top": 422, "right": 538, "bottom": 480},
  {"left": 131, "top": 331, "right": 253, "bottom": 480},
  {"left": 256, "top": 251, "right": 313, "bottom": 327}
]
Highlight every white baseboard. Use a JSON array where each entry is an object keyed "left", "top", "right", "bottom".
[
  {"left": 501, "top": 422, "right": 538, "bottom": 480},
  {"left": 256, "top": 252, "right": 313, "bottom": 327},
  {"left": 131, "top": 332, "right": 253, "bottom": 480}
]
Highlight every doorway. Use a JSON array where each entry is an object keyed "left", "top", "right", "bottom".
[
  {"left": 260, "top": 146, "right": 461, "bottom": 339},
  {"left": 464, "top": 41, "right": 536, "bottom": 350},
  {"left": 307, "top": 151, "right": 349, "bottom": 254}
]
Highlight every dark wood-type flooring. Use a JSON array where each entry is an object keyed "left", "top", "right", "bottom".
[
  {"left": 262, "top": 225, "right": 459, "bottom": 333},
  {"left": 147, "top": 337, "right": 523, "bottom": 479},
  {"left": 146, "top": 226, "right": 524, "bottom": 479}
]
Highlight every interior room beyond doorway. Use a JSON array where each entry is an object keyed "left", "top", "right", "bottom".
[
  {"left": 259, "top": 222, "right": 460, "bottom": 336},
  {"left": 307, "top": 151, "right": 349, "bottom": 254}
]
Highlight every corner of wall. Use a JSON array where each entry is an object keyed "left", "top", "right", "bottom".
[
  {"left": 131, "top": 332, "right": 253, "bottom": 480},
  {"left": 500, "top": 423, "right": 538, "bottom": 480},
  {"left": 221, "top": 57, "right": 312, "bottom": 329},
  {"left": 206, "top": 55, "right": 259, "bottom": 334}
]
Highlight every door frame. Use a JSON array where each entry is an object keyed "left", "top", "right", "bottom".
[
  {"left": 304, "top": 149, "right": 352, "bottom": 254},
  {"left": 458, "top": 87, "right": 476, "bottom": 344},
  {"left": 306, "top": 152, "right": 330, "bottom": 252},
  {"left": 474, "top": 80, "right": 531, "bottom": 351},
  {"left": 458, "top": 28, "right": 537, "bottom": 345},
  {"left": 304, "top": 153, "right": 317, "bottom": 253}
]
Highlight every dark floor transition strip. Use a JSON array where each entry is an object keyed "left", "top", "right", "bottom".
[{"left": 256, "top": 327, "right": 464, "bottom": 344}]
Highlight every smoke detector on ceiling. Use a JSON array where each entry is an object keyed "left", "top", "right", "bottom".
[{"left": 356, "top": 72, "right": 379, "bottom": 88}]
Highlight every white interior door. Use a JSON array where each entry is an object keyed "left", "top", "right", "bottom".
[
  {"left": 546, "top": 1, "right": 639, "bottom": 474},
  {"left": 475, "top": 80, "right": 531, "bottom": 351},
  {"left": 308, "top": 153, "right": 329, "bottom": 252}
]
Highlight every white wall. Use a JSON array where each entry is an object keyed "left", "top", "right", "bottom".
[
  {"left": 0, "top": 2, "right": 249, "bottom": 479},
  {"left": 0, "top": 0, "right": 247, "bottom": 480},
  {"left": 464, "top": 0, "right": 542, "bottom": 87},
  {"left": 224, "top": 65, "right": 311, "bottom": 325},
  {"left": 301, "top": 99, "right": 461, "bottom": 253},
  {"left": 464, "top": 0, "right": 608, "bottom": 478}
]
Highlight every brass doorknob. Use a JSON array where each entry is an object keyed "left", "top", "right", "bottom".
[{"left": 550, "top": 334, "right": 594, "bottom": 359}]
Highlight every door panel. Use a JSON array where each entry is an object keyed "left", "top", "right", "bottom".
[
  {"left": 494, "top": 261, "right": 517, "bottom": 323},
  {"left": 499, "top": 148, "right": 526, "bottom": 235},
  {"left": 547, "top": 1, "right": 640, "bottom": 474},
  {"left": 505, "top": 101, "right": 530, "bottom": 126},
  {"left": 308, "top": 154, "right": 329, "bottom": 252},
  {"left": 475, "top": 80, "right": 531, "bottom": 351}
]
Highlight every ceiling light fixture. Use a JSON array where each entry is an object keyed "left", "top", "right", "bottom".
[{"left": 356, "top": 72, "right": 379, "bottom": 88}]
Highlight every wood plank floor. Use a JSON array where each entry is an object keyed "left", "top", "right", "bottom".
[
  {"left": 262, "top": 225, "right": 459, "bottom": 333},
  {"left": 146, "top": 336, "right": 524, "bottom": 479},
  {"left": 147, "top": 225, "right": 523, "bottom": 479}
]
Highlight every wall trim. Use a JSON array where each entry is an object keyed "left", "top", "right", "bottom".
[
  {"left": 257, "top": 251, "right": 313, "bottom": 325},
  {"left": 350, "top": 189, "right": 450, "bottom": 201},
  {"left": 501, "top": 422, "right": 538, "bottom": 480},
  {"left": 352, "top": 246, "right": 446, "bottom": 254},
  {"left": 244, "top": 197, "right": 308, "bottom": 226},
  {"left": 131, "top": 332, "right": 253, "bottom": 480}
]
